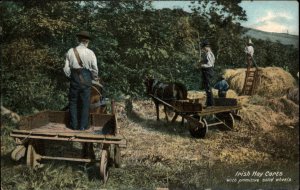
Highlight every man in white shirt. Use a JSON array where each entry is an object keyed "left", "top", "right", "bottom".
[
  {"left": 244, "top": 39, "right": 258, "bottom": 68},
  {"left": 63, "top": 31, "right": 98, "bottom": 130},
  {"left": 200, "top": 40, "right": 215, "bottom": 107}
]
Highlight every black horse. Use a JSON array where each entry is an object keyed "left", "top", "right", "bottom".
[{"left": 144, "top": 77, "right": 188, "bottom": 121}]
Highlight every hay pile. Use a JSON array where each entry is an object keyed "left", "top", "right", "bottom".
[
  {"left": 224, "top": 67, "right": 297, "bottom": 97},
  {"left": 188, "top": 89, "right": 238, "bottom": 99}
]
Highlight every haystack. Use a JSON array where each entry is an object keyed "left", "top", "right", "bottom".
[{"left": 224, "top": 67, "right": 297, "bottom": 97}]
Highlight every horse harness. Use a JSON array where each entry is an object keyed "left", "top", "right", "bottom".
[
  {"left": 151, "top": 79, "right": 177, "bottom": 101},
  {"left": 89, "top": 86, "right": 105, "bottom": 109}
]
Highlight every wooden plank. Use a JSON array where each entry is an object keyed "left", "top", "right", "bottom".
[
  {"left": 41, "top": 156, "right": 94, "bottom": 162},
  {"left": 149, "top": 94, "right": 179, "bottom": 112},
  {"left": 199, "top": 105, "right": 242, "bottom": 116},
  {"left": 48, "top": 111, "right": 69, "bottom": 124},
  {"left": 90, "top": 113, "right": 115, "bottom": 126},
  {"left": 206, "top": 122, "right": 224, "bottom": 127},
  {"left": 19, "top": 111, "right": 49, "bottom": 130},
  {"left": 9, "top": 133, "right": 127, "bottom": 145},
  {"left": 214, "top": 98, "right": 238, "bottom": 107},
  {"left": 173, "top": 100, "right": 202, "bottom": 112},
  {"left": 10, "top": 130, "right": 123, "bottom": 140}
]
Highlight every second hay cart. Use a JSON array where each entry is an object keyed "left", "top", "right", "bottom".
[{"left": 149, "top": 94, "right": 242, "bottom": 138}]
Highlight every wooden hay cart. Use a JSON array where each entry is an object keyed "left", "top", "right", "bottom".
[
  {"left": 10, "top": 102, "right": 126, "bottom": 183},
  {"left": 149, "top": 94, "right": 242, "bottom": 138}
]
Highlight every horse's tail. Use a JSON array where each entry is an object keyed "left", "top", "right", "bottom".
[{"left": 175, "top": 82, "right": 188, "bottom": 99}]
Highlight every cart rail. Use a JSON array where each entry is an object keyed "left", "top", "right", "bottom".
[
  {"left": 149, "top": 94, "right": 242, "bottom": 114},
  {"left": 149, "top": 94, "right": 243, "bottom": 138},
  {"left": 10, "top": 130, "right": 126, "bottom": 147}
]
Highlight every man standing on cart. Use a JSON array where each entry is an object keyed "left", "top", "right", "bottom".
[
  {"left": 197, "top": 39, "right": 215, "bottom": 107},
  {"left": 63, "top": 31, "right": 99, "bottom": 130}
]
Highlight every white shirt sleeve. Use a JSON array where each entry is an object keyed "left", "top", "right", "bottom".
[
  {"left": 201, "top": 51, "right": 215, "bottom": 68},
  {"left": 63, "top": 52, "right": 71, "bottom": 78},
  {"left": 90, "top": 51, "right": 98, "bottom": 79},
  {"left": 207, "top": 52, "right": 215, "bottom": 66}
]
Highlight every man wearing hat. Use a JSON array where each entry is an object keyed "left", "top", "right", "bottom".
[
  {"left": 199, "top": 39, "right": 215, "bottom": 107},
  {"left": 63, "top": 31, "right": 98, "bottom": 130},
  {"left": 244, "top": 39, "right": 258, "bottom": 68}
]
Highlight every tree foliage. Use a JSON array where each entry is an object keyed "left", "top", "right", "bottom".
[{"left": 1, "top": 0, "right": 298, "bottom": 114}]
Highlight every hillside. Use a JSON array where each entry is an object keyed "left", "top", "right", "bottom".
[{"left": 243, "top": 28, "right": 299, "bottom": 48}]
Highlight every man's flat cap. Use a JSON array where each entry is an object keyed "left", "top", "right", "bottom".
[
  {"left": 200, "top": 39, "right": 210, "bottom": 48},
  {"left": 76, "top": 31, "right": 91, "bottom": 40}
]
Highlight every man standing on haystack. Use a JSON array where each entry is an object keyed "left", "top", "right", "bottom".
[
  {"left": 245, "top": 39, "right": 258, "bottom": 69},
  {"left": 198, "top": 39, "right": 215, "bottom": 107},
  {"left": 63, "top": 31, "right": 98, "bottom": 130}
]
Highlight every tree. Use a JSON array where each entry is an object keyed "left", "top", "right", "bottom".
[{"left": 1, "top": 1, "right": 298, "bottom": 114}]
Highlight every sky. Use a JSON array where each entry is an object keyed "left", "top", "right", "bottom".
[{"left": 152, "top": 1, "right": 299, "bottom": 35}]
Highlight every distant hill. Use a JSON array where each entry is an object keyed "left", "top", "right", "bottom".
[{"left": 242, "top": 28, "right": 299, "bottom": 48}]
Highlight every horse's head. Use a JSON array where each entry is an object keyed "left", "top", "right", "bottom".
[{"left": 144, "top": 77, "right": 155, "bottom": 95}]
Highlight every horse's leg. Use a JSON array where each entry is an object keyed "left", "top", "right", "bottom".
[
  {"left": 164, "top": 105, "right": 169, "bottom": 122},
  {"left": 155, "top": 102, "right": 160, "bottom": 121},
  {"left": 181, "top": 116, "right": 184, "bottom": 125},
  {"left": 171, "top": 113, "right": 178, "bottom": 122}
]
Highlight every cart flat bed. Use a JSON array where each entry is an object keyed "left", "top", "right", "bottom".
[
  {"left": 10, "top": 110, "right": 126, "bottom": 183},
  {"left": 149, "top": 94, "right": 242, "bottom": 138},
  {"left": 11, "top": 123, "right": 126, "bottom": 144},
  {"left": 174, "top": 105, "right": 242, "bottom": 115}
]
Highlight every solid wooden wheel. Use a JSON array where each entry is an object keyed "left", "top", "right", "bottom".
[
  {"left": 26, "top": 143, "right": 41, "bottom": 169},
  {"left": 225, "top": 113, "right": 235, "bottom": 129},
  {"left": 188, "top": 115, "right": 207, "bottom": 138},
  {"left": 216, "top": 112, "right": 235, "bottom": 129},
  {"left": 233, "top": 110, "right": 242, "bottom": 121},
  {"left": 11, "top": 145, "right": 26, "bottom": 161},
  {"left": 100, "top": 149, "right": 109, "bottom": 183},
  {"left": 114, "top": 145, "right": 121, "bottom": 168}
]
